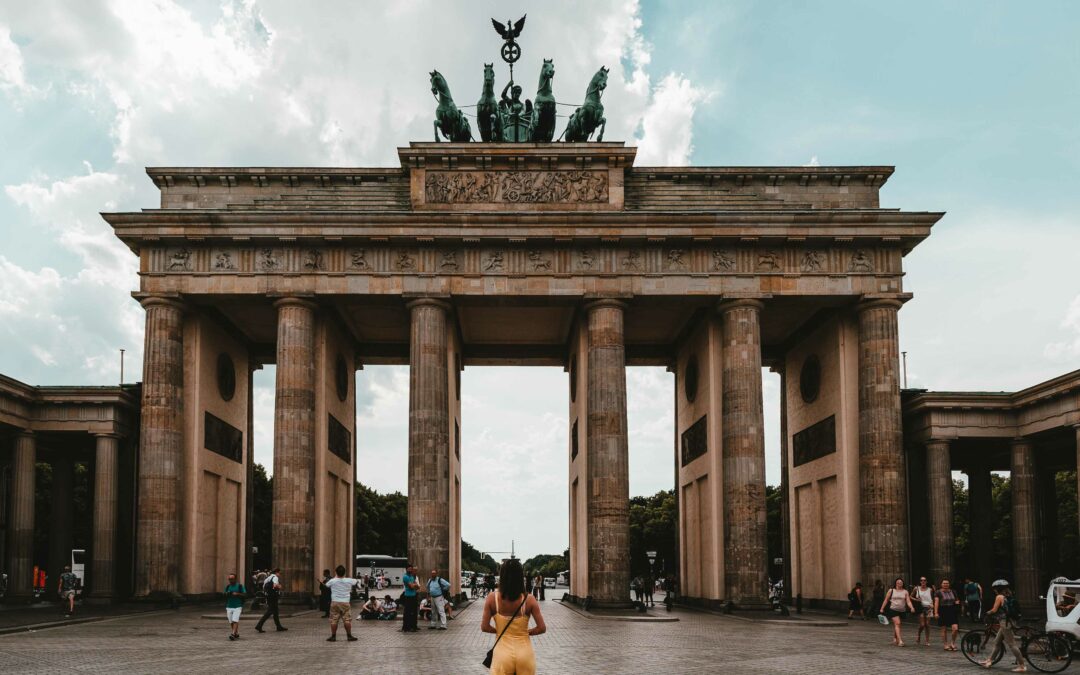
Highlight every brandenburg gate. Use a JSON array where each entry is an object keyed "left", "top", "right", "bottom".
[{"left": 104, "top": 139, "right": 941, "bottom": 607}]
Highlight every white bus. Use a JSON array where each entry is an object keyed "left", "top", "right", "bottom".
[
  {"left": 354, "top": 554, "right": 407, "bottom": 587},
  {"left": 71, "top": 549, "right": 86, "bottom": 594}
]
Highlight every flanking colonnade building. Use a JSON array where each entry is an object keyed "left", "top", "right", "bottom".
[{"left": 1, "top": 141, "right": 1077, "bottom": 610}]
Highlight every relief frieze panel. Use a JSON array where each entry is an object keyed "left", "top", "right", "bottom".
[
  {"left": 146, "top": 244, "right": 900, "bottom": 277},
  {"left": 424, "top": 170, "right": 609, "bottom": 204}
]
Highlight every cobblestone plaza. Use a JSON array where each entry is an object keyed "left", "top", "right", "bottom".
[{"left": 0, "top": 601, "right": 1009, "bottom": 674}]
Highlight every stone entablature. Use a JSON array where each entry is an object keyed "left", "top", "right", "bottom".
[
  {"left": 0, "top": 374, "right": 138, "bottom": 437},
  {"left": 903, "top": 369, "right": 1080, "bottom": 441}
]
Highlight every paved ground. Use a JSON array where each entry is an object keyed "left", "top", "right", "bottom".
[{"left": 0, "top": 599, "right": 1064, "bottom": 674}]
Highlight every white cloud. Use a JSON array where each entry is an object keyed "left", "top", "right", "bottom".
[
  {"left": 1044, "top": 294, "right": 1080, "bottom": 362},
  {"left": 634, "top": 73, "right": 712, "bottom": 165},
  {"left": 0, "top": 24, "right": 41, "bottom": 99}
]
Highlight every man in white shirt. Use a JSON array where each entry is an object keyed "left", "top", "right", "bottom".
[{"left": 324, "top": 565, "right": 359, "bottom": 642}]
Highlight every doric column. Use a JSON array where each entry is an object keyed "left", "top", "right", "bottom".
[
  {"left": 135, "top": 295, "right": 185, "bottom": 597},
  {"left": 856, "top": 298, "right": 908, "bottom": 585},
  {"left": 8, "top": 431, "right": 36, "bottom": 597},
  {"left": 1075, "top": 425, "right": 1080, "bottom": 547},
  {"left": 967, "top": 460, "right": 993, "bottom": 598},
  {"left": 407, "top": 298, "right": 451, "bottom": 579},
  {"left": 272, "top": 297, "right": 317, "bottom": 600},
  {"left": 49, "top": 457, "right": 75, "bottom": 585},
  {"left": 1011, "top": 438, "right": 1040, "bottom": 612},
  {"left": 92, "top": 434, "right": 120, "bottom": 598},
  {"left": 719, "top": 299, "right": 768, "bottom": 607},
  {"left": 925, "top": 439, "right": 953, "bottom": 584},
  {"left": 585, "top": 299, "right": 631, "bottom": 607},
  {"left": 776, "top": 365, "right": 792, "bottom": 601}
]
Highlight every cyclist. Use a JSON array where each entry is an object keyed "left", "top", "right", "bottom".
[{"left": 980, "top": 579, "right": 1026, "bottom": 672}]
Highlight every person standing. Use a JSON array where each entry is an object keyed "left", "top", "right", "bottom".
[
  {"left": 934, "top": 578, "right": 961, "bottom": 651},
  {"left": 642, "top": 573, "right": 653, "bottom": 607},
  {"left": 531, "top": 573, "right": 541, "bottom": 600},
  {"left": 318, "top": 569, "right": 332, "bottom": 618},
  {"left": 848, "top": 582, "right": 864, "bottom": 620},
  {"left": 255, "top": 568, "right": 287, "bottom": 633},
  {"left": 480, "top": 558, "right": 547, "bottom": 675},
  {"left": 470, "top": 573, "right": 478, "bottom": 599},
  {"left": 879, "top": 577, "right": 914, "bottom": 647},
  {"left": 224, "top": 573, "right": 246, "bottom": 641},
  {"left": 427, "top": 568, "right": 451, "bottom": 630},
  {"left": 401, "top": 564, "right": 420, "bottom": 633},
  {"left": 913, "top": 576, "right": 935, "bottom": 645},
  {"left": 57, "top": 565, "right": 78, "bottom": 617},
  {"left": 964, "top": 577, "right": 984, "bottom": 622},
  {"left": 979, "top": 579, "right": 1026, "bottom": 672},
  {"left": 324, "top": 565, "right": 358, "bottom": 642}
]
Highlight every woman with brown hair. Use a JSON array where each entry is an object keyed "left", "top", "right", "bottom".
[
  {"left": 879, "top": 577, "right": 915, "bottom": 647},
  {"left": 480, "top": 558, "right": 547, "bottom": 675}
]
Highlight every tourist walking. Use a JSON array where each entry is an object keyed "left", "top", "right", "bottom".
[
  {"left": 427, "top": 568, "right": 451, "bottom": 630},
  {"left": 224, "top": 572, "right": 246, "bottom": 641},
  {"left": 642, "top": 574, "right": 654, "bottom": 607},
  {"left": 401, "top": 564, "right": 420, "bottom": 632},
  {"left": 255, "top": 568, "right": 287, "bottom": 633},
  {"left": 879, "top": 577, "right": 914, "bottom": 647},
  {"left": 57, "top": 565, "right": 78, "bottom": 617},
  {"left": 470, "top": 573, "right": 479, "bottom": 598},
  {"left": 964, "top": 577, "right": 984, "bottom": 621},
  {"left": 318, "top": 569, "right": 332, "bottom": 618},
  {"left": 481, "top": 558, "right": 547, "bottom": 675},
  {"left": 324, "top": 565, "right": 358, "bottom": 642},
  {"left": 913, "top": 576, "right": 935, "bottom": 645},
  {"left": 848, "top": 582, "right": 864, "bottom": 619},
  {"left": 631, "top": 576, "right": 643, "bottom": 603},
  {"left": 934, "top": 578, "right": 960, "bottom": 651},
  {"left": 979, "top": 579, "right": 1026, "bottom": 672},
  {"left": 532, "top": 573, "right": 541, "bottom": 600}
]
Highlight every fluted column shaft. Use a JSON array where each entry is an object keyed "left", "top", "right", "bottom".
[
  {"left": 136, "top": 296, "right": 185, "bottom": 596},
  {"left": 272, "top": 297, "right": 317, "bottom": 599},
  {"left": 8, "top": 431, "right": 36, "bottom": 597},
  {"left": 92, "top": 434, "right": 120, "bottom": 598},
  {"left": 925, "top": 440, "right": 954, "bottom": 584},
  {"left": 585, "top": 300, "right": 631, "bottom": 607},
  {"left": 777, "top": 367, "right": 792, "bottom": 600},
  {"left": 856, "top": 299, "right": 908, "bottom": 585},
  {"left": 1010, "top": 439, "right": 1040, "bottom": 611},
  {"left": 720, "top": 299, "right": 768, "bottom": 606},
  {"left": 407, "top": 299, "right": 451, "bottom": 578},
  {"left": 49, "top": 457, "right": 75, "bottom": 584}
]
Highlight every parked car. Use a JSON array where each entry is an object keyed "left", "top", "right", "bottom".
[{"left": 543, "top": 577, "right": 556, "bottom": 588}]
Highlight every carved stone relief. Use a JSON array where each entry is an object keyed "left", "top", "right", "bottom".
[
  {"left": 800, "top": 250, "right": 825, "bottom": 273},
  {"left": 259, "top": 248, "right": 280, "bottom": 271},
  {"left": 622, "top": 250, "right": 642, "bottom": 270},
  {"left": 528, "top": 250, "right": 551, "bottom": 271},
  {"left": 395, "top": 251, "right": 416, "bottom": 271},
  {"left": 424, "top": 170, "right": 608, "bottom": 204},
  {"left": 712, "top": 250, "right": 735, "bottom": 271},
  {"left": 849, "top": 250, "right": 874, "bottom": 272},
  {"left": 667, "top": 249, "right": 687, "bottom": 270},
  {"left": 756, "top": 250, "right": 781, "bottom": 272},
  {"left": 482, "top": 251, "right": 505, "bottom": 272},
  {"left": 303, "top": 249, "right": 324, "bottom": 270},
  {"left": 350, "top": 249, "right": 369, "bottom": 270},
  {"left": 440, "top": 250, "right": 459, "bottom": 271},
  {"left": 578, "top": 250, "right": 595, "bottom": 271},
  {"left": 168, "top": 248, "right": 192, "bottom": 271},
  {"left": 213, "top": 251, "right": 235, "bottom": 270}
]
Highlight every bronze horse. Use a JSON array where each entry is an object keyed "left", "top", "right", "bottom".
[
  {"left": 530, "top": 59, "right": 556, "bottom": 142},
  {"left": 477, "top": 63, "right": 502, "bottom": 142},
  {"left": 430, "top": 70, "right": 472, "bottom": 142},
  {"left": 562, "top": 66, "right": 608, "bottom": 142}
]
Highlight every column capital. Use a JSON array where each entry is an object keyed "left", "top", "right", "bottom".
[
  {"left": 925, "top": 437, "right": 952, "bottom": 447},
  {"left": 717, "top": 298, "right": 765, "bottom": 313},
  {"left": 134, "top": 292, "right": 186, "bottom": 312},
  {"left": 856, "top": 296, "right": 905, "bottom": 314},
  {"left": 405, "top": 296, "right": 452, "bottom": 312},
  {"left": 583, "top": 298, "right": 627, "bottom": 313},
  {"left": 93, "top": 432, "right": 122, "bottom": 440},
  {"left": 13, "top": 428, "right": 35, "bottom": 440},
  {"left": 1011, "top": 436, "right": 1033, "bottom": 447},
  {"left": 271, "top": 295, "right": 318, "bottom": 311}
]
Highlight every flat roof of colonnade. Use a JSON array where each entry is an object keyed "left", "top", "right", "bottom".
[{"left": 101, "top": 142, "right": 944, "bottom": 367}]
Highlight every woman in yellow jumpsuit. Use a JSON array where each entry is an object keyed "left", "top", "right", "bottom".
[{"left": 480, "top": 558, "right": 547, "bottom": 675}]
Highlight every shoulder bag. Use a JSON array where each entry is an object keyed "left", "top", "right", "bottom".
[{"left": 483, "top": 594, "right": 527, "bottom": 669}]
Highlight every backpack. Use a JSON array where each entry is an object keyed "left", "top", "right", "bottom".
[
  {"left": 263, "top": 575, "right": 278, "bottom": 596},
  {"left": 1004, "top": 596, "right": 1021, "bottom": 620}
]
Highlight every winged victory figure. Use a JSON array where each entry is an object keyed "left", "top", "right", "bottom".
[{"left": 491, "top": 15, "right": 526, "bottom": 40}]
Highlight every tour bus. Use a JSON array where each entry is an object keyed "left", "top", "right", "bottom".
[
  {"left": 556, "top": 570, "right": 570, "bottom": 587},
  {"left": 354, "top": 554, "right": 407, "bottom": 587}
]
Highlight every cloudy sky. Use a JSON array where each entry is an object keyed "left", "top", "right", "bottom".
[{"left": 2, "top": 1, "right": 1078, "bottom": 561}]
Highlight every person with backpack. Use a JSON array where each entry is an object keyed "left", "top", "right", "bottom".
[
  {"left": 426, "top": 568, "right": 452, "bottom": 630},
  {"left": 848, "top": 582, "right": 864, "bottom": 619},
  {"left": 964, "top": 577, "right": 984, "bottom": 621},
  {"left": 255, "top": 568, "right": 287, "bottom": 633},
  {"left": 980, "top": 579, "right": 1026, "bottom": 671}
]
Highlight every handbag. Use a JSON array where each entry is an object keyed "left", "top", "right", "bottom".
[{"left": 483, "top": 594, "right": 527, "bottom": 669}]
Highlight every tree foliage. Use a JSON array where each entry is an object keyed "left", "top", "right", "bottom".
[
  {"left": 462, "top": 540, "right": 498, "bottom": 574},
  {"left": 251, "top": 463, "right": 273, "bottom": 569},
  {"left": 354, "top": 482, "right": 408, "bottom": 557},
  {"left": 629, "top": 489, "right": 677, "bottom": 577},
  {"left": 522, "top": 553, "right": 566, "bottom": 577}
]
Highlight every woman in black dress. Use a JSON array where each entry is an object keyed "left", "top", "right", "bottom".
[
  {"left": 318, "top": 569, "right": 332, "bottom": 618},
  {"left": 933, "top": 578, "right": 960, "bottom": 651}
]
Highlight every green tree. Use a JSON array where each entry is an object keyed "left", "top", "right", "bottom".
[
  {"left": 462, "top": 540, "right": 498, "bottom": 574},
  {"left": 1053, "top": 470, "right": 1078, "bottom": 578},
  {"left": 765, "top": 484, "right": 782, "bottom": 576},
  {"left": 251, "top": 463, "right": 272, "bottom": 569},
  {"left": 523, "top": 553, "right": 566, "bottom": 577},
  {"left": 629, "top": 489, "right": 676, "bottom": 577},
  {"left": 354, "top": 482, "right": 408, "bottom": 557},
  {"left": 951, "top": 478, "right": 970, "bottom": 575}
]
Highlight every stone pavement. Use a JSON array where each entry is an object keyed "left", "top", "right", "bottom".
[{"left": 0, "top": 599, "right": 1050, "bottom": 674}]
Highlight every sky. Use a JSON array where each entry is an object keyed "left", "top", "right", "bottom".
[{"left": 1, "top": 1, "right": 1078, "bottom": 562}]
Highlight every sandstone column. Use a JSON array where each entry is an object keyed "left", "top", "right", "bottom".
[
  {"left": 585, "top": 299, "right": 631, "bottom": 607},
  {"left": 1011, "top": 438, "right": 1040, "bottom": 612},
  {"left": 407, "top": 298, "right": 451, "bottom": 579},
  {"left": 136, "top": 295, "right": 185, "bottom": 597},
  {"left": 967, "top": 460, "right": 993, "bottom": 596},
  {"left": 272, "top": 297, "right": 317, "bottom": 600},
  {"left": 92, "top": 433, "right": 120, "bottom": 598},
  {"left": 856, "top": 298, "right": 909, "bottom": 585},
  {"left": 8, "top": 431, "right": 36, "bottom": 598},
  {"left": 719, "top": 299, "right": 769, "bottom": 607},
  {"left": 925, "top": 439, "right": 953, "bottom": 584},
  {"left": 49, "top": 457, "right": 75, "bottom": 585},
  {"left": 778, "top": 367, "right": 792, "bottom": 601}
]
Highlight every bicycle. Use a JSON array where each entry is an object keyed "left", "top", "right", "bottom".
[
  {"left": 961, "top": 620, "right": 1036, "bottom": 667},
  {"left": 1022, "top": 631, "right": 1073, "bottom": 673}
]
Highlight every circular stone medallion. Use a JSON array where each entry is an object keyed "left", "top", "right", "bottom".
[
  {"left": 217, "top": 352, "right": 236, "bottom": 402},
  {"left": 335, "top": 355, "right": 349, "bottom": 402},
  {"left": 800, "top": 354, "right": 821, "bottom": 404},
  {"left": 684, "top": 356, "right": 699, "bottom": 403}
]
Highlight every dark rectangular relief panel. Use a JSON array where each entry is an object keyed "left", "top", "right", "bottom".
[
  {"left": 204, "top": 411, "right": 243, "bottom": 463},
  {"left": 680, "top": 415, "right": 707, "bottom": 467},
  {"left": 571, "top": 420, "right": 579, "bottom": 461},
  {"left": 328, "top": 413, "right": 351, "bottom": 463},
  {"left": 792, "top": 415, "right": 836, "bottom": 467}
]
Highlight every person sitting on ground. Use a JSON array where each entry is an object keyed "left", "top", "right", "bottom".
[
  {"left": 358, "top": 595, "right": 381, "bottom": 620},
  {"left": 379, "top": 595, "right": 398, "bottom": 620},
  {"left": 419, "top": 596, "right": 432, "bottom": 621}
]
